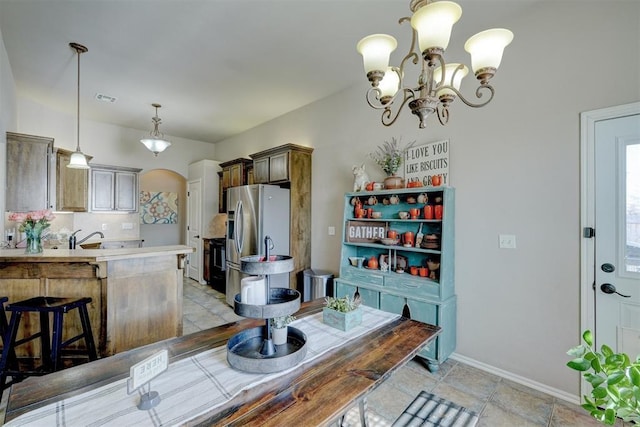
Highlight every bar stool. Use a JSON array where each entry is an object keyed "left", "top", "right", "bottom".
[{"left": 0, "top": 296, "right": 98, "bottom": 395}]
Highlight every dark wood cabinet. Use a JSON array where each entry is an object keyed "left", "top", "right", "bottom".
[
  {"left": 6, "top": 132, "right": 54, "bottom": 211},
  {"left": 218, "top": 158, "right": 253, "bottom": 213}
]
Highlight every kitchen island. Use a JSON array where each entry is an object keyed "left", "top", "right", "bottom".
[{"left": 0, "top": 245, "right": 193, "bottom": 357}]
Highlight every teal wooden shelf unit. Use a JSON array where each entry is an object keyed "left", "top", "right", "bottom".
[{"left": 335, "top": 187, "right": 456, "bottom": 372}]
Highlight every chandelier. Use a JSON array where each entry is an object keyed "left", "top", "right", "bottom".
[
  {"left": 140, "top": 103, "right": 171, "bottom": 156},
  {"left": 67, "top": 42, "right": 90, "bottom": 169},
  {"left": 356, "top": 0, "right": 513, "bottom": 128}
]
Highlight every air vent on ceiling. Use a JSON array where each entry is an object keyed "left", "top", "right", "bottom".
[{"left": 95, "top": 93, "right": 118, "bottom": 103}]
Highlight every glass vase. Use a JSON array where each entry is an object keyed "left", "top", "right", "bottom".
[{"left": 25, "top": 229, "right": 43, "bottom": 254}]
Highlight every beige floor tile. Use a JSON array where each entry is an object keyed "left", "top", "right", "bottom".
[{"left": 489, "top": 380, "right": 553, "bottom": 425}]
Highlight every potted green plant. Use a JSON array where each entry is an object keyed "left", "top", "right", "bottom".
[
  {"left": 567, "top": 330, "right": 640, "bottom": 425},
  {"left": 369, "top": 137, "right": 415, "bottom": 189},
  {"left": 323, "top": 295, "right": 362, "bottom": 331},
  {"left": 269, "top": 315, "right": 295, "bottom": 345}
]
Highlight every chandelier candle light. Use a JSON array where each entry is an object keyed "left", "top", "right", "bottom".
[
  {"left": 140, "top": 103, "right": 171, "bottom": 156},
  {"left": 356, "top": 0, "right": 513, "bottom": 128}
]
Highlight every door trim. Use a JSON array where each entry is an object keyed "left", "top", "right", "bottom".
[{"left": 580, "top": 102, "right": 640, "bottom": 374}]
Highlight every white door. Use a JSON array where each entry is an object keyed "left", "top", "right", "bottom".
[
  {"left": 187, "top": 179, "right": 203, "bottom": 282},
  {"left": 594, "top": 112, "right": 640, "bottom": 353}
]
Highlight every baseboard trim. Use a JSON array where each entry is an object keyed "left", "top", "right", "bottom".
[{"left": 450, "top": 353, "right": 580, "bottom": 405}]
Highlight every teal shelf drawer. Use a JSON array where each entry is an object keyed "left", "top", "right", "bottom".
[
  {"left": 380, "top": 293, "right": 437, "bottom": 325},
  {"left": 384, "top": 275, "right": 440, "bottom": 299},
  {"left": 341, "top": 268, "right": 385, "bottom": 286}
]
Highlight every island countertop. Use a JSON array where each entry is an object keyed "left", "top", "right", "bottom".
[
  {"left": 0, "top": 245, "right": 193, "bottom": 262},
  {"left": 0, "top": 245, "right": 194, "bottom": 357}
]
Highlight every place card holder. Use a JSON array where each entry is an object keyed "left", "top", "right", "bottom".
[{"left": 127, "top": 349, "right": 169, "bottom": 410}]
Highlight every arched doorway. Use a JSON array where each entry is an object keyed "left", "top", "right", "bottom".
[{"left": 139, "top": 169, "right": 187, "bottom": 246}]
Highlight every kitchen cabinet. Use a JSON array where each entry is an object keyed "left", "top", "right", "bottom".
[
  {"left": 5, "top": 132, "right": 54, "bottom": 212},
  {"left": 90, "top": 164, "right": 141, "bottom": 212},
  {"left": 218, "top": 158, "right": 252, "bottom": 213},
  {"left": 55, "top": 148, "right": 93, "bottom": 212},
  {"left": 334, "top": 186, "right": 456, "bottom": 372},
  {"left": 249, "top": 144, "right": 313, "bottom": 290}
]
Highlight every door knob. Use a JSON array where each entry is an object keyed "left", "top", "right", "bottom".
[
  {"left": 600, "top": 283, "right": 631, "bottom": 298},
  {"left": 194, "top": 235, "right": 200, "bottom": 239}
]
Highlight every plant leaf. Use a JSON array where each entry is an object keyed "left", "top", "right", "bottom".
[
  {"left": 584, "top": 330, "right": 594, "bottom": 346},
  {"left": 567, "top": 358, "right": 591, "bottom": 371},
  {"left": 608, "top": 371, "right": 626, "bottom": 385}
]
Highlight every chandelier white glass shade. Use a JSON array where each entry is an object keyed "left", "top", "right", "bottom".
[
  {"left": 140, "top": 103, "right": 171, "bottom": 156},
  {"left": 356, "top": 0, "right": 513, "bottom": 128},
  {"left": 67, "top": 42, "right": 90, "bottom": 169}
]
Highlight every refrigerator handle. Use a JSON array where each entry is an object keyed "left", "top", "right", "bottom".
[{"left": 234, "top": 200, "right": 244, "bottom": 254}]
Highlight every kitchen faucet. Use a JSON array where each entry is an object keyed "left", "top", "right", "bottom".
[{"left": 69, "top": 230, "right": 104, "bottom": 249}]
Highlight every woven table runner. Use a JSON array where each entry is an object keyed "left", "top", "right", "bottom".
[{"left": 6, "top": 306, "right": 399, "bottom": 427}]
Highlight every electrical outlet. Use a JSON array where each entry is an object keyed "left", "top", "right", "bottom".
[
  {"left": 328, "top": 226, "right": 336, "bottom": 236},
  {"left": 122, "top": 222, "right": 134, "bottom": 230},
  {"left": 101, "top": 223, "right": 108, "bottom": 231},
  {"left": 499, "top": 234, "right": 516, "bottom": 249}
]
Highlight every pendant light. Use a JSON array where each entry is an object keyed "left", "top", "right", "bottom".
[
  {"left": 140, "top": 103, "right": 171, "bottom": 156},
  {"left": 67, "top": 42, "right": 90, "bottom": 169}
]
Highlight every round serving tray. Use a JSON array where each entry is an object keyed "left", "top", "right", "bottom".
[
  {"left": 234, "top": 288, "right": 301, "bottom": 318},
  {"left": 240, "top": 255, "right": 294, "bottom": 275},
  {"left": 227, "top": 325, "right": 307, "bottom": 373}
]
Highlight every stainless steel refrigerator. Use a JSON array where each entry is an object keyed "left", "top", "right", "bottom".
[{"left": 225, "top": 184, "right": 290, "bottom": 306}]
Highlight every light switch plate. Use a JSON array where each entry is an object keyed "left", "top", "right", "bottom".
[{"left": 328, "top": 226, "right": 336, "bottom": 236}]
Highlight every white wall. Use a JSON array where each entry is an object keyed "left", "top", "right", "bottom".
[
  {"left": 0, "top": 25, "right": 17, "bottom": 240},
  {"left": 212, "top": 1, "right": 640, "bottom": 399}
]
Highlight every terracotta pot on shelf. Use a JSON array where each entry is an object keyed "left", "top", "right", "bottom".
[{"left": 383, "top": 175, "right": 404, "bottom": 189}]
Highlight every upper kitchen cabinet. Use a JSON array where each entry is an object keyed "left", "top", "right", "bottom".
[
  {"left": 218, "top": 158, "right": 253, "bottom": 213},
  {"left": 55, "top": 148, "right": 93, "bottom": 212},
  {"left": 90, "top": 164, "right": 141, "bottom": 212},
  {"left": 6, "top": 132, "right": 54, "bottom": 212},
  {"left": 250, "top": 144, "right": 313, "bottom": 185},
  {"left": 250, "top": 144, "right": 313, "bottom": 290}
]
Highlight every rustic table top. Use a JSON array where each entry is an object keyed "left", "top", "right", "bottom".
[{"left": 4, "top": 299, "right": 440, "bottom": 425}]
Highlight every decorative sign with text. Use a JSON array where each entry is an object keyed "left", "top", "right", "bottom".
[
  {"left": 345, "top": 221, "right": 388, "bottom": 243},
  {"left": 127, "top": 349, "right": 169, "bottom": 393},
  {"left": 404, "top": 139, "right": 450, "bottom": 187}
]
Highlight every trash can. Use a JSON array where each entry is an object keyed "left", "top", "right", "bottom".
[{"left": 302, "top": 269, "right": 334, "bottom": 302}]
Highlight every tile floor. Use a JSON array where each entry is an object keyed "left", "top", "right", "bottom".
[
  {"left": 182, "top": 279, "right": 620, "bottom": 427},
  {"left": 0, "top": 279, "right": 624, "bottom": 426}
]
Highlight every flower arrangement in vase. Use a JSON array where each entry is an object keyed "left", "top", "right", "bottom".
[
  {"left": 369, "top": 137, "right": 415, "bottom": 189},
  {"left": 8, "top": 210, "right": 55, "bottom": 254},
  {"left": 323, "top": 295, "right": 362, "bottom": 331},
  {"left": 269, "top": 315, "right": 296, "bottom": 345}
]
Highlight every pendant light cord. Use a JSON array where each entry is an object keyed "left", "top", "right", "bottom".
[{"left": 76, "top": 45, "right": 81, "bottom": 152}]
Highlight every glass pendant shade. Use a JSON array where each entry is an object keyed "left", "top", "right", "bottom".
[
  {"left": 357, "top": 34, "right": 398, "bottom": 74},
  {"left": 464, "top": 28, "right": 514, "bottom": 72},
  {"left": 141, "top": 103, "right": 171, "bottom": 156},
  {"left": 378, "top": 67, "right": 401, "bottom": 99},
  {"left": 411, "top": 1, "right": 462, "bottom": 52},
  {"left": 434, "top": 63, "right": 468, "bottom": 96},
  {"left": 68, "top": 150, "right": 89, "bottom": 169},
  {"left": 140, "top": 138, "right": 171, "bottom": 156}
]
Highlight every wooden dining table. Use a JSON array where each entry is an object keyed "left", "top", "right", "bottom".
[{"left": 4, "top": 298, "right": 440, "bottom": 426}]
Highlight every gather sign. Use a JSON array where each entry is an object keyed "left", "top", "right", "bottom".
[{"left": 345, "top": 221, "right": 388, "bottom": 243}]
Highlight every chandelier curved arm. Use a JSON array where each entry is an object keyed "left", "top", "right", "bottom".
[
  {"left": 398, "top": 16, "right": 420, "bottom": 79},
  {"left": 441, "top": 83, "right": 496, "bottom": 109},
  {"left": 381, "top": 88, "right": 417, "bottom": 126},
  {"left": 436, "top": 104, "right": 450, "bottom": 126}
]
